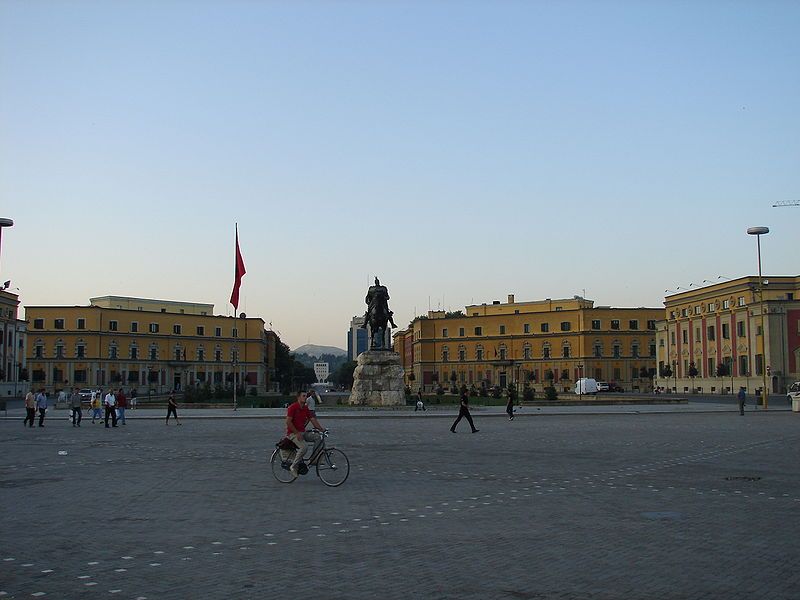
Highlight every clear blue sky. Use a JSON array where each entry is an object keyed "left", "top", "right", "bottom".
[{"left": 1, "top": 1, "right": 798, "bottom": 350}]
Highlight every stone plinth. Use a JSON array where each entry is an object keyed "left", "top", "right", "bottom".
[{"left": 348, "top": 350, "right": 405, "bottom": 406}]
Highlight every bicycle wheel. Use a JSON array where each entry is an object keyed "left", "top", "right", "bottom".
[
  {"left": 270, "top": 449, "right": 297, "bottom": 484},
  {"left": 316, "top": 448, "right": 349, "bottom": 487}
]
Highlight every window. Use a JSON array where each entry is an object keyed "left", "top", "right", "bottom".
[
  {"left": 611, "top": 320, "right": 620, "bottom": 330},
  {"left": 737, "top": 296, "right": 745, "bottom": 307},
  {"left": 197, "top": 326, "right": 204, "bottom": 336},
  {"left": 540, "top": 323, "right": 549, "bottom": 333},
  {"left": 755, "top": 354, "right": 764, "bottom": 375},
  {"left": 215, "top": 327, "right": 222, "bottom": 337},
  {"left": 632, "top": 344, "right": 639, "bottom": 358},
  {"left": 215, "top": 350, "right": 222, "bottom": 362},
  {"left": 149, "top": 323, "right": 159, "bottom": 333},
  {"left": 647, "top": 320, "right": 656, "bottom": 330},
  {"left": 130, "top": 346, "right": 138, "bottom": 359},
  {"left": 613, "top": 345, "right": 621, "bottom": 358},
  {"left": 649, "top": 343, "right": 656, "bottom": 357},
  {"left": 695, "top": 327, "right": 701, "bottom": 340},
  {"left": 669, "top": 311, "right": 675, "bottom": 319},
  {"left": 77, "top": 318, "right": 86, "bottom": 330},
  {"left": 54, "top": 319, "right": 64, "bottom": 329},
  {"left": 594, "top": 344, "right": 602, "bottom": 358},
  {"left": 722, "top": 323, "right": 730, "bottom": 339},
  {"left": 33, "top": 319, "right": 44, "bottom": 329},
  {"left": 613, "top": 367, "right": 621, "bottom": 381},
  {"left": 707, "top": 302, "right": 716, "bottom": 312},
  {"left": 524, "top": 324, "right": 530, "bottom": 334},
  {"left": 707, "top": 326, "right": 716, "bottom": 341},
  {"left": 543, "top": 346, "right": 551, "bottom": 359},
  {"left": 629, "top": 320, "right": 639, "bottom": 330},
  {"left": 499, "top": 325, "right": 506, "bottom": 335},
  {"left": 198, "top": 348, "right": 204, "bottom": 361},
  {"left": 708, "top": 357, "right": 714, "bottom": 374},
  {"left": 74, "top": 369, "right": 87, "bottom": 383},
  {"left": 55, "top": 345, "right": 64, "bottom": 358},
  {"left": 499, "top": 347, "right": 506, "bottom": 360},
  {"left": 694, "top": 306, "right": 701, "bottom": 315},
  {"left": 232, "top": 328, "right": 238, "bottom": 338},
  {"left": 737, "top": 321, "right": 746, "bottom": 337},
  {"left": 560, "top": 322, "right": 570, "bottom": 332},
  {"left": 77, "top": 345, "right": 85, "bottom": 359},
  {"left": 458, "top": 348, "right": 465, "bottom": 361},
  {"left": 442, "top": 328, "right": 448, "bottom": 338},
  {"left": 474, "top": 327, "right": 482, "bottom": 336},
  {"left": 523, "top": 346, "right": 531, "bottom": 360},
  {"left": 682, "top": 330, "right": 688, "bottom": 344},
  {"left": 459, "top": 328, "right": 464, "bottom": 337},
  {"left": 681, "top": 308, "right": 688, "bottom": 317},
  {"left": 722, "top": 300, "right": 730, "bottom": 309},
  {"left": 671, "top": 331, "right": 676, "bottom": 345},
  {"left": 175, "top": 349, "right": 182, "bottom": 361},
  {"left": 150, "top": 348, "right": 157, "bottom": 360},
  {"left": 591, "top": 320, "right": 601, "bottom": 330},
  {"left": 109, "top": 346, "right": 118, "bottom": 359},
  {"left": 442, "top": 347, "right": 449, "bottom": 362},
  {"left": 739, "top": 355, "right": 749, "bottom": 376},
  {"left": 659, "top": 339, "right": 665, "bottom": 347},
  {"left": 173, "top": 324, "right": 182, "bottom": 335},
  {"left": 131, "top": 322, "right": 138, "bottom": 332},
  {"left": 476, "top": 347, "right": 484, "bottom": 361},
  {"left": 562, "top": 346, "right": 570, "bottom": 358},
  {"left": 109, "top": 320, "right": 118, "bottom": 331}
]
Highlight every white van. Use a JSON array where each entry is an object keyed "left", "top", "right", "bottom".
[{"left": 574, "top": 378, "right": 599, "bottom": 395}]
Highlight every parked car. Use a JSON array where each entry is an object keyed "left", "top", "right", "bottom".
[
  {"left": 596, "top": 381, "right": 610, "bottom": 392},
  {"left": 787, "top": 381, "right": 800, "bottom": 407},
  {"left": 78, "top": 388, "right": 94, "bottom": 401},
  {"left": 609, "top": 384, "right": 625, "bottom": 393}
]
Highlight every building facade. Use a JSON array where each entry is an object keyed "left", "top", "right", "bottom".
[
  {"left": 0, "top": 289, "right": 28, "bottom": 398},
  {"left": 314, "top": 362, "right": 330, "bottom": 383},
  {"left": 395, "top": 295, "right": 662, "bottom": 394},
  {"left": 25, "top": 296, "right": 274, "bottom": 394},
  {"left": 347, "top": 315, "right": 368, "bottom": 361},
  {"left": 654, "top": 276, "right": 800, "bottom": 395}
]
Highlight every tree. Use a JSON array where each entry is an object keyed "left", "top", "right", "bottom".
[
  {"left": 329, "top": 360, "right": 357, "bottom": 390},
  {"left": 526, "top": 370, "right": 537, "bottom": 383},
  {"left": 545, "top": 369, "right": 555, "bottom": 384},
  {"left": 639, "top": 366, "right": 650, "bottom": 379},
  {"left": 274, "top": 340, "right": 317, "bottom": 393},
  {"left": 716, "top": 363, "right": 730, "bottom": 377},
  {"left": 660, "top": 364, "right": 672, "bottom": 378},
  {"left": 688, "top": 362, "right": 699, "bottom": 392}
]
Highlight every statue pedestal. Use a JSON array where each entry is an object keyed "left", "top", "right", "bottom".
[{"left": 349, "top": 351, "right": 405, "bottom": 406}]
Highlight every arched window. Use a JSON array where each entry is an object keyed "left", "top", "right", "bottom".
[
  {"left": 442, "top": 346, "right": 450, "bottom": 362},
  {"left": 476, "top": 345, "right": 484, "bottom": 361}
]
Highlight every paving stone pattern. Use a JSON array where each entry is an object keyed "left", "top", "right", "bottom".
[{"left": 1, "top": 411, "right": 799, "bottom": 599}]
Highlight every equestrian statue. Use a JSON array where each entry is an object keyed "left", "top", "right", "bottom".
[{"left": 360, "top": 277, "right": 397, "bottom": 350}]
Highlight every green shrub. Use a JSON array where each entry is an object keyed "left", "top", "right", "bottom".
[
  {"left": 436, "top": 385, "right": 445, "bottom": 396},
  {"left": 249, "top": 387, "right": 258, "bottom": 397},
  {"left": 544, "top": 386, "right": 558, "bottom": 401},
  {"left": 479, "top": 385, "right": 488, "bottom": 397},
  {"left": 490, "top": 386, "right": 502, "bottom": 399},
  {"left": 523, "top": 386, "right": 535, "bottom": 402}
]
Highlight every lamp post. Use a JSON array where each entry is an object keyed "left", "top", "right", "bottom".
[
  {"left": 672, "top": 360, "right": 677, "bottom": 393},
  {"left": 747, "top": 226, "right": 769, "bottom": 410},
  {"left": 0, "top": 218, "right": 13, "bottom": 275}
]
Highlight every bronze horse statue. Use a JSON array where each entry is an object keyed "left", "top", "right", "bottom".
[{"left": 361, "top": 277, "right": 397, "bottom": 350}]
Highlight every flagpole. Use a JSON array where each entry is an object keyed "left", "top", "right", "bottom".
[{"left": 233, "top": 223, "right": 238, "bottom": 412}]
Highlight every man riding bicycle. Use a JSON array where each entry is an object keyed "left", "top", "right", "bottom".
[{"left": 285, "top": 390, "right": 325, "bottom": 477}]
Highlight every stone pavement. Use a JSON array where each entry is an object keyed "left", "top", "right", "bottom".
[{"left": 1, "top": 409, "right": 799, "bottom": 599}]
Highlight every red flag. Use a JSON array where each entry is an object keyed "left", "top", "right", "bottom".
[{"left": 229, "top": 225, "right": 246, "bottom": 310}]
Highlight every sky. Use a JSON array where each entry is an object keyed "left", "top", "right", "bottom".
[{"left": 1, "top": 0, "right": 798, "bottom": 351}]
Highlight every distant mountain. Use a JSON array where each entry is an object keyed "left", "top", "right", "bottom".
[{"left": 293, "top": 344, "right": 347, "bottom": 358}]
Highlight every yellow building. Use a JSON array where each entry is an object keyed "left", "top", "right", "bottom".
[
  {"left": 655, "top": 276, "right": 800, "bottom": 395},
  {"left": 1, "top": 289, "right": 28, "bottom": 398},
  {"left": 394, "top": 294, "right": 662, "bottom": 393},
  {"left": 25, "top": 296, "right": 274, "bottom": 394}
]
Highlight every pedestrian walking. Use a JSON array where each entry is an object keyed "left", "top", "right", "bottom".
[
  {"left": 36, "top": 389, "right": 48, "bottom": 427},
  {"left": 116, "top": 388, "right": 128, "bottom": 425},
  {"left": 70, "top": 387, "right": 83, "bottom": 426},
  {"left": 738, "top": 386, "right": 746, "bottom": 416},
  {"left": 450, "top": 391, "right": 479, "bottom": 433},
  {"left": 23, "top": 390, "right": 36, "bottom": 427},
  {"left": 415, "top": 391, "right": 426, "bottom": 411},
  {"left": 306, "top": 389, "right": 319, "bottom": 417},
  {"left": 505, "top": 394, "right": 515, "bottom": 420},
  {"left": 104, "top": 389, "right": 118, "bottom": 428},
  {"left": 130, "top": 389, "right": 137, "bottom": 409},
  {"left": 90, "top": 391, "right": 102, "bottom": 423},
  {"left": 166, "top": 393, "right": 181, "bottom": 425}
]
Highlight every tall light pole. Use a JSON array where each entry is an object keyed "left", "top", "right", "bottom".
[
  {"left": 0, "top": 218, "right": 13, "bottom": 275},
  {"left": 747, "top": 226, "right": 770, "bottom": 410}
]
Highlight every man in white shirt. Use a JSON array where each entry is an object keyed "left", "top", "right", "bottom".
[{"left": 104, "top": 389, "right": 118, "bottom": 428}]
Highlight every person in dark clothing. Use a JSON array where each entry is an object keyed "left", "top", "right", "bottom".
[
  {"left": 166, "top": 394, "right": 181, "bottom": 425},
  {"left": 738, "top": 387, "right": 746, "bottom": 416},
  {"left": 505, "top": 394, "right": 515, "bottom": 420},
  {"left": 451, "top": 391, "right": 478, "bottom": 433}
]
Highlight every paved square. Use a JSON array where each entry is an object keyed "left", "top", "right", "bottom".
[{"left": 1, "top": 410, "right": 799, "bottom": 599}]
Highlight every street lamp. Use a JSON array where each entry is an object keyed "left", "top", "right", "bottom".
[
  {"left": 672, "top": 360, "right": 677, "bottom": 393},
  {"left": 0, "top": 218, "right": 13, "bottom": 275},
  {"left": 747, "top": 226, "right": 770, "bottom": 410}
]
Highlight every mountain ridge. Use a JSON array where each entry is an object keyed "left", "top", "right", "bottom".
[{"left": 293, "top": 344, "right": 347, "bottom": 358}]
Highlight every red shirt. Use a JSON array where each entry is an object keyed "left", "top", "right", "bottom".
[{"left": 286, "top": 402, "right": 311, "bottom": 435}]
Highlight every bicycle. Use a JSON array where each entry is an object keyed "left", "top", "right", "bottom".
[{"left": 270, "top": 429, "right": 350, "bottom": 487}]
